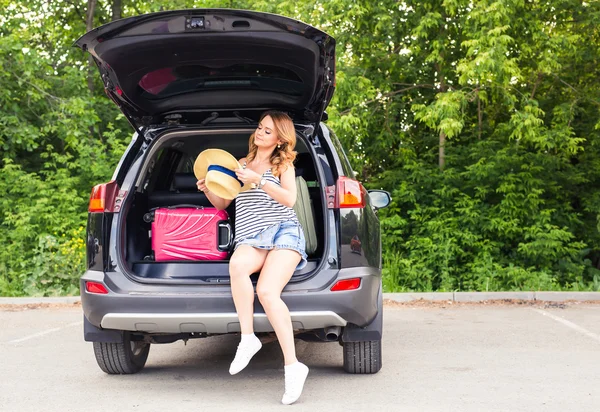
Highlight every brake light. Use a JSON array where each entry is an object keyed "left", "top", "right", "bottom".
[
  {"left": 85, "top": 281, "right": 108, "bottom": 294},
  {"left": 88, "top": 180, "right": 119, "bottom": 213},
  {"left": 331, "top": 278, "right": 361, "bottom": 291},
  {"left": 337, "top": 176, "right": 366, "bottom": 208}
]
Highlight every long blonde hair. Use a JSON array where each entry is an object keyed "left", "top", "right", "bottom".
[{"left": 246, "top": 111, "right": 297, "bottom": 177}]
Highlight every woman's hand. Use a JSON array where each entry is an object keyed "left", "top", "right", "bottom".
[
  {"left": 197, "top": 178, "right": 233, "bottom": 210},
  {"left": 235, "top": 168, "right": 262, "bottom": 186},
  {"left": 197, "top": 178, "right": 209, "bottom": 193}
]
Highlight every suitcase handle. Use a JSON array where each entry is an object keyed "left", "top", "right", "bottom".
[
  {"left": 166, "top": 204, "right": 205, "bottom": 209},
  {"left": 218, "top": 221, "right": 233, "bottom": 251},
  {"left": 143, "top": 205, "right": 205, "bottom": 223}
]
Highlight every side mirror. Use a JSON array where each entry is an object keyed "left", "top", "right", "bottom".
[{"left": 368, "top": 190, "right": 391, "bottom": 209}]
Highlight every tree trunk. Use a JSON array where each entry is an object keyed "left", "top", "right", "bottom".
[
  {"left": 86, "top": 0, "right": 98, "bottom": 93},
  {"left": 435, "top": 8, "right": 448, "bottom": 172},
  {"left": 112, "top": 0, "right": 122, "bottom": 21},
  {"left": 477, "top": 88, "right": 482, "bottom": 140},
  {"left": 437, "top": 66, "right": 447, "bottom": 170},
  {"left": 439, "top": 131, "right": 446, "bottom": 170}
]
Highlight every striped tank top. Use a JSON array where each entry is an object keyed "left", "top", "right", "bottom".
[{"left": 234, "top": 166, "right": 298, "bottom": 243}]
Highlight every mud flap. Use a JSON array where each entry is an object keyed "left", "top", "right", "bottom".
[
  {"left": 84, "top": 315, "right": 124, "bottom": 343},
  {"left": 341, "top": 281, "right": 383, "bottom": 342}
]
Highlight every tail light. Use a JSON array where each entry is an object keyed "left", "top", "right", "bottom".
[
  {"left": 88, "top": 180, "right": 119, "bottom": 213},
  {"left": 327, "top": 176, "right": 366, "bottom": 208},
  {"left": 85, "top": 281, "right": 109, "bottom": 294},
  {"left": 331, "top": 278, "right": 361, "bottom": 291}
]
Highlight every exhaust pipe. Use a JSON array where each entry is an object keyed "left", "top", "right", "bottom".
[{"left": 324, "top": 326, "right": 342, "bottom": 341}]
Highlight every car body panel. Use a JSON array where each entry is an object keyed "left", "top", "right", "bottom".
[
  {"left": 81, "top": 266, "right": 380, "bottom": 333},
  {"left": 86, "top": 213, "right": 103, "bottom": 272},
  {"left": 318, "top": 124, "right": 382, "bottom": 269},
  {"left": 74, "top": 9, "right": 335, "bottom": 128}
]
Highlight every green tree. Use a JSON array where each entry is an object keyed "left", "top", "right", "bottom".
[{"left": 2, "top": 0, "right": 600, "bottom": 295}]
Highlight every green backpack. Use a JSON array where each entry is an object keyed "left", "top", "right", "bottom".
[{"left": 293, "top": 176, "right": 318, "bottom": 255}]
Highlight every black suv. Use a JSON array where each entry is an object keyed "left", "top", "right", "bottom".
[{"left": 76, "top": 9, "right": 391, "bottom": 375}]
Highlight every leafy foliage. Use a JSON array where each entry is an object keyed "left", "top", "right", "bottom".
[{"left": 1, "top": 0, "right": 600, "bottom": 295}]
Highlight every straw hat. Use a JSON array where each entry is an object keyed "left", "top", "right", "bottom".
[{"left": 193, "top": 149, "right": 251, "bottom": 199}]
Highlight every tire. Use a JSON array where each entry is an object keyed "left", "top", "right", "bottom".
[
  {"left": 343, "top": 339, "right": 382, "bottom": 374},
  {"left": 92, "top": 332, "right": 150, "bottom": 374}
]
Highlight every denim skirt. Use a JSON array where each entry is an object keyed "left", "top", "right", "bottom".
[{"left": 234, "top": 220, "right": 308, "bottom": 271}]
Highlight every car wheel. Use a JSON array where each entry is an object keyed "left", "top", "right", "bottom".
[
  {"left": 343, "top": 339, "right": 382, "bottom": 374},
  {"left": 92, "top": 332, "right": 150, "bottom": 374}
]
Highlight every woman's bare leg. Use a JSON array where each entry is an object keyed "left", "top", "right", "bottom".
[
  {"left": 229, "top": 245, "right": 268, "bottom": 334},
  {"left": 256, "top": 249, "right": 302, "bottom": 365},
  {"left": 256, "top": 249, "right": 308, "bottom": 404}
]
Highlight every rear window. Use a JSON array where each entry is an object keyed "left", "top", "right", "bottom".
[
  {"left": 138, "top": 64, "right": 303, "bottom": 99},
  {"left": 328, "top": 127, "right": 356, "bottom": 178}
]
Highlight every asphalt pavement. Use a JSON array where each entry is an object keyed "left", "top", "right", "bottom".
[{"left": 1, "top": 301, "right": 599, "bottom": 412}]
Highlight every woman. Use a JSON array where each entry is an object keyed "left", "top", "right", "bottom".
[{"left": 196, "top": 111, "right": 309, "bottom": 405}]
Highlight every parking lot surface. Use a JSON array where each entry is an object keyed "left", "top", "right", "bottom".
[{"left": 1, "top": 301, "right": 599, "bottom": 412}]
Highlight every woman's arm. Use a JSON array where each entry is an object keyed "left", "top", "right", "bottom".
[
  {"left": 206, "top": 190, "right": 233, "bottom": 210},
  {"left": 236, "top": 163, "right": 297, "bottom": 208},
  {"left": 263, "top": 165, "right": 297, "bottom": 208},
  {"left": 196, "top": 178, "right": 233, "bottom": 210}
]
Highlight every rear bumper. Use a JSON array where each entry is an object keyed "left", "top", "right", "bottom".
[
  {"left": 81, "top": 267, "right": 380, "bottom": 335},
  {"left": 101, "top": 311, "right": 346, "bottom": 334}
]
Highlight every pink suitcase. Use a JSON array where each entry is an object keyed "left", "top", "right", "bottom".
[{"left": 145, "top": 206, "right": 232, "bottom": 261}]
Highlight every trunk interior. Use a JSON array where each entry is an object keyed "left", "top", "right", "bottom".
[{"left": 121, "top": 127, "right": 325, "bottom": 282}]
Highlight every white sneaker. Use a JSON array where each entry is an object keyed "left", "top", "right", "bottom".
[
  {"left": 281, "top": 362, "right": 309, "bottom": 405},
  {"left": 229, "top": 335, "right": 262, "bottom": 375}
]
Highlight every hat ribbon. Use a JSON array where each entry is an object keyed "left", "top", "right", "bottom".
[{"left": 207, "top": 165, "right": 243, "bottom": 187}]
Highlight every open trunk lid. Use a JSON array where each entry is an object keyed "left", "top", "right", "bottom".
[{"left": 74, "top": 9, "right": 336, "bottom": 129}]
